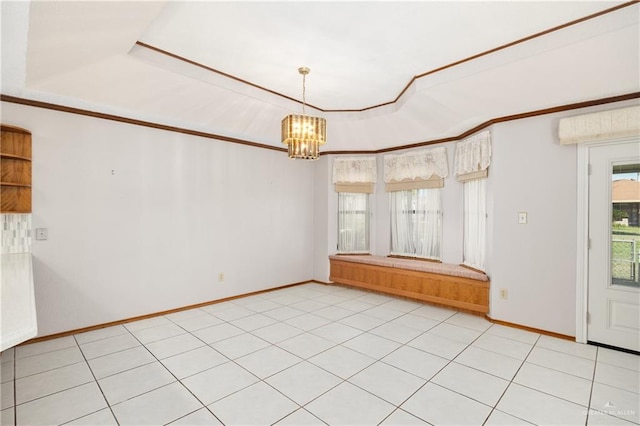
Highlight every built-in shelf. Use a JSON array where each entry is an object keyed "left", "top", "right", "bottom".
[
  {"left": 0, "top": 153, "right": 32, "bottom": 161},
  {"left": 0, "top": 182, "right": 31, "bottom": 187},
  {"left": 1, "top": 125, "right": 32, "bottom": 213}
]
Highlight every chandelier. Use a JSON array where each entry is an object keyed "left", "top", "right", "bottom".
[{"left": 281, "top": 67, "right": 327, "bottom": 160}]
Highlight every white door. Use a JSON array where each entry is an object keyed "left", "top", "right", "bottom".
[{"left": 588, "top": 140, "right": 640, "bottom": 352}]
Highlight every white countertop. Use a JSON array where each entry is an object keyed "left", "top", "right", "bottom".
[{"left": 1, "top": 252, "right": 37, "bottom": 352}]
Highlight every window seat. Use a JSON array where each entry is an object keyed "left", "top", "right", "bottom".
[{"left": 329, "top": 255, "right": 490, "bottom": 313}]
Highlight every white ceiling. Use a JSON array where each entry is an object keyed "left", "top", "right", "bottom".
[{"left": 2, "top": 1, "right": 639, "bottom": 152}]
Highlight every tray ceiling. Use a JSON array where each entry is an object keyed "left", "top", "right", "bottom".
[{"left": 1, "top": 1, "right": 638, "bottom": 151}]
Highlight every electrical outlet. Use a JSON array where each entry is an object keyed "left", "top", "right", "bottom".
[
  {"left": 218, "top": 273, "right": 224, "bottom": 282},
  {"left": 518, "top": 212, "right": 528, "bottom": 224},
  {"left": 499, "top": 288, "right": 508, "bottom": 300},
  {"left": 35, "top": 228, "right": 48, "bottom": 240}
]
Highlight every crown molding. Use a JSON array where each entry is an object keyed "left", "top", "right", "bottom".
[
  {"left": 3, "top": 92, "right": 638, "bottom": 156},
  {"left": 322, "top": 92, "right": 640, "bottom": 155},
  {"left": 0, "top": 94, "right": 287, "bottom": 153}
]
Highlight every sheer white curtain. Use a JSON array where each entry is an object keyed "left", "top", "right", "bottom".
[
  {"left": 455, "top": 131, "right": 490, "bottom": 270},
  {"left": 463, "top": 179, "right": 487, "bottom": 270},
  {"left": 338, "top": 192, "right": 370, "bottom": 253},
  {"left": 390, "top": 188, "right": 441, "bottom": 260},
  {"left": 333, "top": 157, "right": 376, "bottom": 253}
]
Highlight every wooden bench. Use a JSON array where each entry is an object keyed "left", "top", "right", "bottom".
[{"left": 329, "top": 255, "right": 490, "bottom": 313}]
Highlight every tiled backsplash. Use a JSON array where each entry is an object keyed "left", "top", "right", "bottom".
[{"left": 1, "top": 214, "right": 32, "bottom": 254}]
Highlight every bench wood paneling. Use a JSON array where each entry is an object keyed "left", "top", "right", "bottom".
[{"left": 329, "top": 257, "right": 490, "bottom": 313}]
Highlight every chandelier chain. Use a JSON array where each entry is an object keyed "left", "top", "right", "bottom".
[{"left": 302, "top": 73, "right": 307, "bottom": 115}]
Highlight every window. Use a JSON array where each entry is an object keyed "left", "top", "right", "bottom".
[
  {"left": 455, "top": 130, "right": 491, "bottom": 271},
  {"left": 463, "top": 179, "right": 487, "bottom": 270},
  {"left": 390, "top": 188, "right": 441, "bottom": 259},
  {"left": 333, "top": 156, "right": 376, "bottom": 254},
  {"left": 338, "top": 192, "right": 370, "bottom": 253},
  {"left": 384, "top": 147, "right": 448, "bottom": 260}
]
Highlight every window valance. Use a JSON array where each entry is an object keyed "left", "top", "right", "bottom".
[
  {"left": 333, "top": 156, "right": 377, "bottom": 193},
  {"left": 558, "top": 105, "right": 640, "bottom": 145},
  {"left": 384, "top": 147, "right": 448, "bottom": 191},
  {"left": 454, "top": 131, "right": 491, "bottom": 182}
]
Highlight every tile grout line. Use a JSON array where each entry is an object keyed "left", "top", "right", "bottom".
[
  {"left": 12, "top": 357, "right": 87, "bottom": 382},
  {"left": 481, "top": 332, "right": 543, "bottom": 425},
  {"left": 68, "top": 334, "right": 120, "bottom": 426},
  {"left": 373, "top": 307, "right": 455, "bottom": 426},
  {"left": 73, "top": 325, "right": 130, "bottom": 345},
  {"left": 535, "top": 342, "right": 600, "bottom": 362},
  {"left": 584, "top": 348, "right": 640, "bottom": 423},
  {"left": 12, "top": 339, "right": 77, "bottom": 361},
  {"left": 523, "top": 354, "right": 600, "bottom": 382},
  {"left": 12, "top": 350, "right": 17, "bottom": 426},
  {"left": 584, "top": 346, "right": 600, "bottom": 426},
  {"left": 81, "top": 350, "right": 157, "bottom": 381},
  {"left": 510, "top": 365, "right": 604, "bottom": 410},
  {"left": 132, "top": 313, "right": 230, "bottom": 424}
]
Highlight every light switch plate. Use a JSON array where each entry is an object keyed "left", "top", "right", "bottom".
[{"left": 518, "top": 212, "right": 528, "bottom": 224}]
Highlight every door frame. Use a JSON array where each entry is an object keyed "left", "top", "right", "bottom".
[{"left": 575, "top": 137, "right": 639, "bottom": 344}]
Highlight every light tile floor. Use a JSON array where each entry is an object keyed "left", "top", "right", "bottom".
[{"left": 2, "top": 282, "right": 639, "bottom": 425}]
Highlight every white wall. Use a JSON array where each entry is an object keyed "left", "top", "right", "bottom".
[
  {"left": 487, "top": 117, "right": 577, "bottom": 335},
  {"left": 2, "top": 102, "right": 315, "bottom": 337},
  {"left": 312, "top": 155, "right": 331, "bottom": 282}
]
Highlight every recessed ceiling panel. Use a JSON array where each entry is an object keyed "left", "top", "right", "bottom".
[{"left": 138, "top": 1, "right": 625, "bottom": 110}]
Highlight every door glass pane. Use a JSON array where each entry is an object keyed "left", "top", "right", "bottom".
[{"left": 611, "top": 163, "right": 640, "bottom": 287}]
